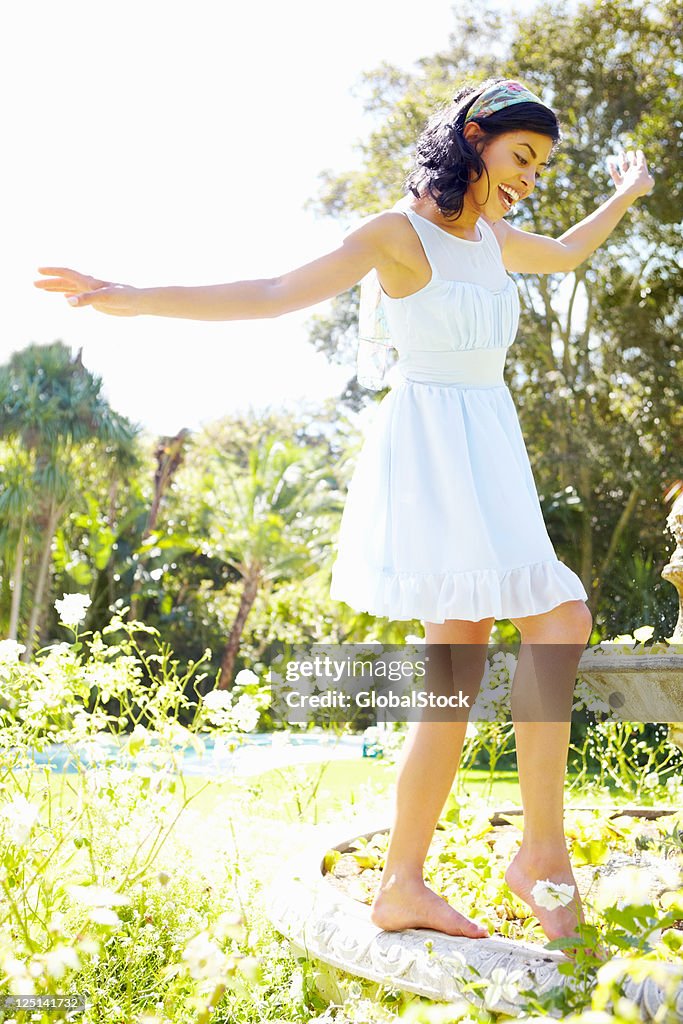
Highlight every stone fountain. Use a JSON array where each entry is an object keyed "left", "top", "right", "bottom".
[
  {"left": 267, "top": 492, "right": 683, "bottom": 1019},
  {"left": 577, "top": 488, "right": 683, "bottom": 730}
]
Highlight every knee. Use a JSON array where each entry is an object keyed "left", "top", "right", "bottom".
[
  {"left": 555, "top": 600, "right": 593, "bottom": 645},
  {"left": 570, "top": 601, "right": 594, "bottom": 644},
  {"left": 519, "top": 600, "right": 593, "bottom": 645}
]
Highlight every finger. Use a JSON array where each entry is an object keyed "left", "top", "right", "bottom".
[
  {"left": 34, "top": 278, "right": 78, "bottom": 291},
  {"left": 37, "top": 266, "right": 84, "bottom": 278},
  {"left": 36, "top": 266, "right": 104, "bottom": 288},
  {"left": 606, "top": 158, "right": 622, "bottom": 181}
]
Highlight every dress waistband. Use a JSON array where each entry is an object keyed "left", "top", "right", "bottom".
[{"left": 396, "top": 346, "right": 507, "bottom": 387}]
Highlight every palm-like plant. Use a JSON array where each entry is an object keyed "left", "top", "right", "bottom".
[
  {"left": 0, "top": 445, "right": 35, "bottom": 639},
  {"left": 0, "top": 342, "right": 137, "bottom": 655},
  {"left": 202, "top": 435, "right": 343, "bottom": 688}
]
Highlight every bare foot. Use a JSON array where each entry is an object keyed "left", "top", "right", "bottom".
[
  {"left": 370, "top": 875, "right": 490, "bottom": 938},
  {"left": 505, "top": 846, "right": 584, "bottom": 943}
]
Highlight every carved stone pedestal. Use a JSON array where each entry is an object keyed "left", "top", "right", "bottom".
[{"left": 267, "top": 812, "right": 683, "bottom": 1020}]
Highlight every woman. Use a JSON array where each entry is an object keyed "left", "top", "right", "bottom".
[{"left": 35, "top": 77, "right": 654, "bottom": 943}]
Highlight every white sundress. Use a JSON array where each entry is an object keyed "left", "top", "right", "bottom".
[{"left": 328, "top": 200, "right": 588, "bottom": 624}]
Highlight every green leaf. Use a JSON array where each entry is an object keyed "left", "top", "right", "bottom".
[
  {"left": 66, "top": 561, "right": 93, "bottom": 586},
  {"left": 572, "top": 838, "right": 609, "bottom": 865},
  {"left": 322, "top": 849, "right": 341, "bottom": 873}
]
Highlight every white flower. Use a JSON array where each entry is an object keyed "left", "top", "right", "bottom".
[
  {"left": 531, "top": 879, "right": 576, "bottom": 910},
  {"left": 44, "top": 945, "right": 81, "bottom": 979},
  {"left": 88, "top": 907, "right": 121, "bottom": 926},
  {"left": 234, "top": 668, "right": 259, "bottom": 687},
  {"left": 232, "top": 694, "right": 260, "bottom": 732},
  {"left": 54, "top": 593, "right": 92, "bottom": 627},
  {"left": 484, "top": 966, "right": 525, "bottom": 1009},
  {"left": 213, "top": 911, "right": 247, "bottom": 943},
  {"left": 633, "top": 625, "right": 655, "bottom": 643},
  {"left": 67, "top": 884, "right": 130, "bottom": 907},
  {"left": 42, "top": 641, "right": 73, "bottom": 661},
  {"left": 594, "top": 865, "right": 652, "bottom": 911},
  {"left": 47, "top": 911, "right": 66, "bottom": 935},
  {"left": 182, "top": 932, "right": 229, "bottom": 981},
  {"left": 643, "top": 772, "right": 660, "bottom": 790},
  {"left": 0, "top": 795, "right": 40, "bottom": 846},
  {"left": 2, "top": 954, "right": 37, "bottom": 995},
  {"left": 0, "top": 639, "right": 26, "bottom": 664},
  {"left": 202, "top": 689, "right": 233, "bottom": 711}
]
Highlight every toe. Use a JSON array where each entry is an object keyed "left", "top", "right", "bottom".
[{"left": 462, "top": 917, "right": 489, "bottom": 938}]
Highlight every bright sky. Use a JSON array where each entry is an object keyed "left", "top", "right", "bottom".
[{"left": 3, "top": 0, "right": 544, "bottom": 436}]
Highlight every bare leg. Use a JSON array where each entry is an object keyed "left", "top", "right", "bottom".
[
  {"left": 504, "top": 600, "right": 593, "bottom": 941},
  {"left": 370, "top": 617, "right": 493, "bottom": 938}
]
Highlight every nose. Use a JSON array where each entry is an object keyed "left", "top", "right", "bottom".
[{"left": 520, "top": 173, "right": 534, "bottom": 192}]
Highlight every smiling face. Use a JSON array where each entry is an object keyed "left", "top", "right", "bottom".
[{"left": 463, "top": 125, "right": 554, "bottom": 219}]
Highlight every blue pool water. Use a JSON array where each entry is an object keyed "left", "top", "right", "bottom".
[{"left": 18, "top": 731, "right": 367, "bottom": 777}]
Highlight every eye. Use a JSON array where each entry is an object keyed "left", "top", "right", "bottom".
[{"left": 515, "top": 154, "right": 543, "bottom": 179}]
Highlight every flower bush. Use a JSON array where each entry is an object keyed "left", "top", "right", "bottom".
[
  {"left": 1, "top": 600, "right": 682, "bottom": 1023},
  {"left": 0, "top": 598, "right": 284, "bottom": 1024}
]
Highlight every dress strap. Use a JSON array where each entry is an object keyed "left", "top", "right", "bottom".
[
  {"left": 401, "top": 210, "right": 441, "bottom": 280},
  {"left": 477, "top": 217, "right": 504, "bottom": 262}
]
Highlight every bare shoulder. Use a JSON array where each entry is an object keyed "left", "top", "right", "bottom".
[
  {"left": 348, "top": 209, "right": 431, "bottom": 298},
  {"left": 345, "top": 209, "right": 417, "bottom": 268}
]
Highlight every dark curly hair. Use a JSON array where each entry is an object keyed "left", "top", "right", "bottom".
[{"left": 404, "top": 76, "right": 561, "bottom": 221}]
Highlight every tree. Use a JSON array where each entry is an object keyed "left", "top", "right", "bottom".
[
  {"left": 0, "top": 342, "right": 138, "bottom": 654},
  {"left": 168, "top": 418, "right": 345, "bottom": 688},
  {"left": 209, "top": 435, "right": 343, "bottom": 687},
  {"left": 304, "top": 0, "right": 683, "bottom": 631},
  {"left": 128, "top": 429, "right": 190, "bottom": 622},
  {"left": 0, "top": 445, "right": 34, "bottom": 640}
]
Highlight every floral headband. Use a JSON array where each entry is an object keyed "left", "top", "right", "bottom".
[{"left": 463, "top": 79, "right": 544, "bottom": 124}]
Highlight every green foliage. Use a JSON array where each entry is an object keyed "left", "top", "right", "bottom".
[
  {"left": 0, "top": 342, "right": 136, "bottom": 454},
  {"left": 304, "top": 0, "right": 683, "bottom": 639},
  {"left": 2, "top": 608, "right": 683, "bottom": 1024},
  {"left": 0, "top": 343, "right": 139, "bottom": 651}
]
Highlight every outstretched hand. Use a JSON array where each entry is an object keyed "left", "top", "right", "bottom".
[
  {"left": 606, "top": 149, "right": 655, "bottom": 200},
  {"left": 34, "top": 267, "right": 139, "bottom": 316}
]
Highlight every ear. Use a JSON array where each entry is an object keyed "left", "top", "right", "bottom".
[{"left": 462, "top": 121, "right": 486, "bottom": 153}]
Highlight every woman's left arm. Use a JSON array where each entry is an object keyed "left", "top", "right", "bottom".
[{"left": 494, "top": 149, "right": 655, "bottom": 275}]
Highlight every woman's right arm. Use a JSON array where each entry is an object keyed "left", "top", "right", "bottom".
[{"left": 34, "top": 214, "right": 402, "bottom": 321}]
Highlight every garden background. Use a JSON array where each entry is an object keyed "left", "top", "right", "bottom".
[{"left": 1, "top": 0, "right": 682, "bottom": 1021}]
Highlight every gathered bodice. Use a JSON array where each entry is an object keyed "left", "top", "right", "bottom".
[{"left": 380, "top": 207, "right": 520, "bottom": 386}]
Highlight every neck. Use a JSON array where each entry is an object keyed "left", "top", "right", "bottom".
[{"left": 413, "top": 194, "right": 481, "bottom": 240}]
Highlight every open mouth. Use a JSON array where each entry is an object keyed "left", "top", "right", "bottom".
[{"left": 498, "top": 185, "right": 514, "bottom": 211}]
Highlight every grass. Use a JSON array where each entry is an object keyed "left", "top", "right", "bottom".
[
  {"left": 18, "top": 754, "right": 525, "bottom": 824},
  {"left": 16, "top": 750, "right": 650, "bottom": 833}
]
